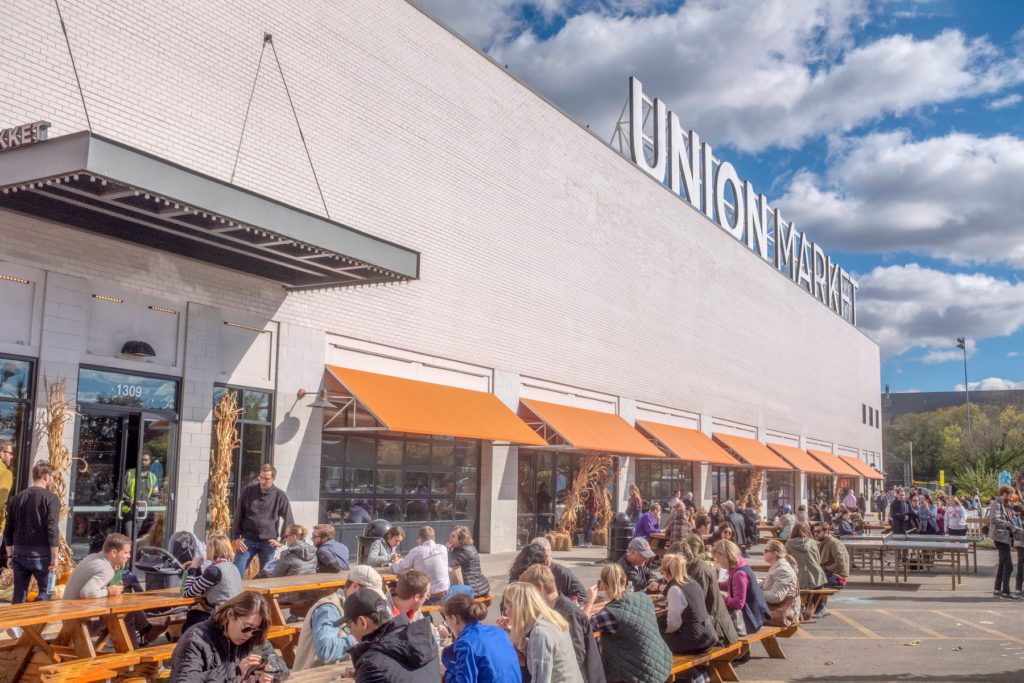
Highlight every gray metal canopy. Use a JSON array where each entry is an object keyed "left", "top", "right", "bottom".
[{"left": 0, "top": 131, "right": 419, "bottom": 290}]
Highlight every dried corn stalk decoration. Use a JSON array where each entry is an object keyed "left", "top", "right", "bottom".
[
  {"left": 548, "top": 455, "right": 614, "bottom": 551},
  {"left": 738, "top": 467, "right": 765, "bottom": 510},
  {"left": 43, "top": 377, "right": 78, "bottom": 577},
  {"left": 208, "top": 390, "right": 242, "bottom": 536}
]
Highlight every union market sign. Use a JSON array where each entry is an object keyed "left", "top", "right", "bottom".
[{"left": 624, "top": 78, "right": 858, "bottom": 326}]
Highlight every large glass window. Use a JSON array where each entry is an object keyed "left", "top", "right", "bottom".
[
  {"left": 210, "top": 386, "right": 274, "bottom": 518},
  {"left": 319, "top": 434, "right": 480, "bottom": 529},
  {"left": 807, "top": 474, "right": 833, "bottom": 506},
  {"left": 0, "top": 355, "right": 33, "bottom": 492},
  {"left": 766, "top": 471, "right": 795, "bottom": 520},
  {"left": 635, "top": 459, "right": 695, "bottom": 510}
]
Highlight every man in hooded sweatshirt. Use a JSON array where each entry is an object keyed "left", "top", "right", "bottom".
[
  {"left": 312, "top": 524, "right": 350, "bottom": 573},
  {"left": 344, "top": 588, "right": 441, "bottom": 682}
]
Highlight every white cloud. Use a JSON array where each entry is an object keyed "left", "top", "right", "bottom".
[
  {"left": 422, "top": 0, "right": 1024, "bottom": 152},
  {"left": 777, "top": 130, "right": 1024, "bottom": 266},
  {"left": 856, "top": 264, "right": 1024, "bottom": 359},
  {"left": 920, "top": 338, "right": 975, "bottom": 364},
  {"left": 955, "top": 377, "right": 1024, "bottom": 391},
  {"left": 1009, "top": 351, "right": 1020, "bottom": 358},
  {"left": 988, "top": 93, "right": 1022, "bottom": 109}
]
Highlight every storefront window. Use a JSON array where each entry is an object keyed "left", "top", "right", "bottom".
[
  {"left": 319, "top": 434, "right": 480, "bottom": 532},
  {"left": 210, "top": 386, "right": 274, "bottom": 517},
  {"left": 0, "top": 355, "right": 33, "bottom": 493},
  {"left": 766, "top": 471, "right": 795, "bottom": 520},
  {"left": 837, "top": 476, "right": 857, "bottom": 500},
  {"left": 517, "top": 450, "right": 616, "bottom": 547},
  {"left": 807, "top": 474, "right": 833, "bottom": 506},
  {"left": 635, "top": 459, "right": 695, "bottom": 509}
]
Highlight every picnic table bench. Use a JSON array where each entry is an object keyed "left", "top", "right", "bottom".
[
  {"left": 800, "top": 588, "right": 839, "bottom": 620},
  {"left": 739, "top": 622, "right": 799, "bottom": 659},
  {"left": 669, "top": 640, "right": 743, "bottom": 683}
]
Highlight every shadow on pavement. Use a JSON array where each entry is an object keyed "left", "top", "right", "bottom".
[{"left": 788, "top": 672, "right": 1023, "bottom": 682}]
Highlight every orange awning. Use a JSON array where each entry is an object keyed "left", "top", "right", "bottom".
[
  {"left": 767, "top": 444, "right": 831, "bottom": 476},
  {"left": 713, "top": 434, "right": 794, "bottom": 470},
  {"left": 841, "top": 456, "right": 885, "bottom": 480},
  {"left": 324, "top": 366, "right": 546, "bottom": 445},
  {"left": 519, "top": 399, "right": 664, "bottom": 457},
  {"left": 636, "top": 421, "right": 741, "bottom": 465},
  {"left": 807, "top": 449, "right": 862, "bottom": 477}
]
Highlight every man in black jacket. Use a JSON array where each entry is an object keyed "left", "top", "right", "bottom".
[
  {"left": 888, "top": 489, "right": 912, "bottom": 534},
  {"left": 344, "top": 588, "right": 440, "bottom": 682},
  {"left": 617, "top": 537, "right": 659, "bottom": 593},
  {"left": 4, "top": 461, "right": 60, "bottom": 604},
  {"left": 232, "top": 464, "right": 294, "bottom": 576},
  {"left": 531, "top": 536, "right": 588, "bottom": 603}
]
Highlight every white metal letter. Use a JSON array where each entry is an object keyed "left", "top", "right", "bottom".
[
  {"left": 668, "top": 113, "right": 701, "bottom": 209},
  {"left": 744, "top": 182, "right": 769, "bottom": 260},
  {"left": 715, "top": 162, "right": 744, "bottom": 239},
  {"left": 629, "top": 77, "right": 667, "bottom": 181}
]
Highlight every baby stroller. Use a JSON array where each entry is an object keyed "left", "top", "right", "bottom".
[{"left": 135, "top": 530, "right": 206, "bottom": 591}]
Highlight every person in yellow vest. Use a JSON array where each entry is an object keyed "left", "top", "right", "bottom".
[
  {"left": 0, "top": 440, "right": 15, "bottom": 538},
  {"left": 121, "top": 453, "right": 159, "bottom": 540}
]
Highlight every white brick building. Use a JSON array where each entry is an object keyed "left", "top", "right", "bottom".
[{"left": 0, "top": 0, "right": 881, "bottom": 557}]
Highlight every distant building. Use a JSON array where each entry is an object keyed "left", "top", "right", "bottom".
[{"left": 881, "top": 385, "right": 1024, "bottom": 424}]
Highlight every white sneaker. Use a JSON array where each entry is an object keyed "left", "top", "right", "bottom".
[{"left": 6, "top": 627, "right": 23, "bottom": 639}]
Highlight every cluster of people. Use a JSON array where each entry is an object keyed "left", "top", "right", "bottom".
[{"left": 884, "top": 486, "right": 970, "bottom": 536}]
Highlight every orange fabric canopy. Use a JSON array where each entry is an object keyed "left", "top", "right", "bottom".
[
  {"left": 767, "top": 444, "right": 831, "bottom": 475},
  {"left": 713, "top": 434, "right": 794, "bottom": 470},
  {"left": 807, "top": 449, "right": 862, "bottom": 477},
  {"left": 325, "top": 366, "right": 546, "bottom": 445},
  {"left": 636, "top": 421, "right": 740, "bottom": 465},
  {"left": 520, "top": 399, "right": 664, "bottom": 457},
  {"left": 841, "top": 456, "right": 885, "bottom": 480}
]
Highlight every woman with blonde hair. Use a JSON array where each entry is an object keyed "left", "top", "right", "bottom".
[
  {"left": 658, "top": 554, "right": 717, "bottom": 656},
  {"left": 760, "top": 540, "right": 800, "bottom": 626},
  {"left": 181, "top": 534, "right": 243, "bottom": 631},
  {"left": 711, "top": 539, "right": 770, "bottom": 638},
  {"left": 584, "top": 563, "right": 671, "bottom": 683},
  {"left": 504, "top": 582, "right": 582, "bottom": 683},
  {"left": 447, "top": 525, "right": 489, "bottom": 597}
]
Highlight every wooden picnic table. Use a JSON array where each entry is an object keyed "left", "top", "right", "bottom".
[
  {"left": 0, "top": 597, "right": 114, "bottom": 672},
  {"left": 287, "top": 661, "right": 355, "bottom": 682}
]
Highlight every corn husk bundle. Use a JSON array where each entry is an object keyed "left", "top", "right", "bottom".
[
  {"left": 739, "top": 467, "right": 765, "bottom": 510},
  {"left": 548, "top": 454, "right": 614, "bottom": 550},
  {"left": 208, "top": 391, "right": 241, "bottom": 536},
  {"left": 592, "top": 485, "right": 614, "bottom": 546}
]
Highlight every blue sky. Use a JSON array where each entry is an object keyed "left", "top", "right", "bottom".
[{"left": 419, "top": 0, "right": 1024, "bottom": 393}]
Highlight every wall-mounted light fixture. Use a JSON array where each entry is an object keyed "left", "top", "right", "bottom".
[
  {"left": 297, "top": 388, "right": 334, "bottom": 409},
  {"left": 121, "top": 340, "right": 156, "bottom": 358}
]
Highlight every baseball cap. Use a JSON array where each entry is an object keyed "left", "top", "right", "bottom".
[
  {"left": 628, "top": 537, "right": 656, "bottom": 559},
  {"left": 335, "top": 588, "right": 390, "bottom": 627},
  {"left": 346, "top": 564, "right": 390, "bottom": 603}
]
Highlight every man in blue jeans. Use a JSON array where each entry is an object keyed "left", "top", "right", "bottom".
[
  {"left": 233, "top": 463, "right": 294, "bottom": 576},
  {"left": 4, "top": 461, "right": 61, "bottom": 603}
]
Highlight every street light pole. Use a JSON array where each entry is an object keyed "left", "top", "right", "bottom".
[
  {"left": 956, "top": 337, "right": 971, "bottom": 435},
  {"left": 908, "top": 440, "right": 913, "bottom": 488}
]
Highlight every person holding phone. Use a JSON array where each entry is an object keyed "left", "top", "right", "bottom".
[{"left": 170, "top": 590, "right": 287, "bottom": 682}]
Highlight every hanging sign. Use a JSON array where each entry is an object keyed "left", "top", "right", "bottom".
[{"left": 0, "top": 121, "right": 50, "bottom": 152}]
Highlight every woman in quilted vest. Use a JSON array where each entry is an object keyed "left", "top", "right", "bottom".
[
  {"left": 711, "top": 539, "right": 770, "bottom": 639},
  {"left": 658, "top": 554, "right": 717, "bottom": 655},
  {"left": 505, "top": 582, "right": 583, "bottom": 683},
  {"left": 584, "top": 562, "right": 672, "bottom": 683}
]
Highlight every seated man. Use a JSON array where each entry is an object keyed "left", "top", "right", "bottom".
[
  {"left": 311, "top": 524, "right": 350, "bottom": 573},
  {"left": 389, "top": 526, "right": 449, "bottom": 603},
  {"left": 63, "top": 533, "right": 165, "bottom": 645},
  {"left": 617, "top": 537, "right": 659, "bottom": 593},
  {"left": 633, "top": 503, "right": 661, "bottom": 541},
  {"left": 392, "top": 569, "right": 430, "bottom": 621},
  {"left": 344, "top": 588, "right": 441, "bottom": 681},
  {"left": 531, "top": 536, "right": 588, "bottom": 603},
  {"left": 813, "top": 522, "right": 850, "bottom": 617}
]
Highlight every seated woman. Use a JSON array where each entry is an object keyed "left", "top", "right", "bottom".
[
  {"left": 181, "top": 534, "right": 242, "bottom": 632},
  {"left": 171, "top": 590, "right": 287, "bottom": 682},
  {"left": 658, "top": 554, "right": 717, "bottom": 656},
  {"left": 711, "top": 539, "right": 770, "bottom": 639},
  {"left": 261, "top": 524, "right": 316, "bottom": 577},
  {"left": 710, "top": 521, "right": 738, "bottom": 546},
  {"left": 760, "top": 540, "right": 800, "bottom": 626},
  {"left": 784, "top": 523, "right": 828, "bottom": 590},
  {"left": 505, "top": 582, "right": 582, "bottom": 683},
  {"left": 367, "top": 525, "right": 404, "bottom": 568},
  {"left": 447, "top": 525, "right": 490, "bottom": 597},
  {"left": 773, "top": 505, "right": 797, "bottom": 539},
  {"left": 676, "top": 542, "right": 737, "bottom": 648},
  {"left": 584, "top": 563, "right": 672, "bottom": 683},
  {"left": 441, "top": 592, "right": 521, "bottom": 683}
]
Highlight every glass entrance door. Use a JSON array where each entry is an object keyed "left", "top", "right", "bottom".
[{"left": 69, "top": 410, "right": 174, "bottom": 563}]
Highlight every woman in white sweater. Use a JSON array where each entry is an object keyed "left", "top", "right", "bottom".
[
  {"left": 505, "top": 581, "right": 583, "bottom": 683},
  {"left": 760, "top": 539, "right": 800, "bottom": 623}
]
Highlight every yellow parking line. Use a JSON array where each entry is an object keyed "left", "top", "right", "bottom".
[
  {"left": 880, "top": 610, "right": 947, "bottom": 638},
  {"left": 793, "top": 625, "right": 814, "bottom": 638},
  {"left": 831, "top": 609, "right": 882, "bottom": 639},
  {"left": 932, "top": 609, "right": 1024, "bottom": 645}
]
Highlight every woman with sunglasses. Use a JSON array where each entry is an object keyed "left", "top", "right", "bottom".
[{"left": 171, "top": 590, "right": 287, "bottom": 682}]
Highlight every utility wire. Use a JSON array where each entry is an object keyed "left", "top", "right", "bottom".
[
  {"left": 230, "top": 35, "right": 269, "bottom": 184},
  {"left": 265, "top": 34, "right": 331, "bottom": 219},
  {"left": 54, "top": 0, "right": 92, "bottom": 131}
]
